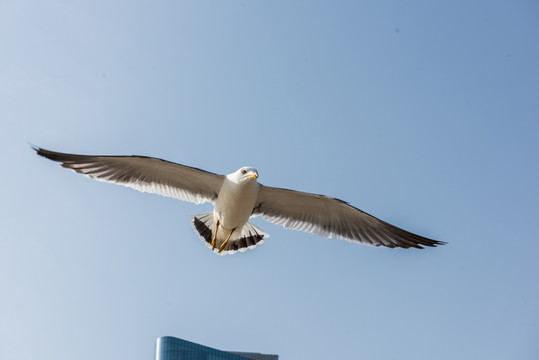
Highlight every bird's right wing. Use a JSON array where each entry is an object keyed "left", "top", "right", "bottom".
[
  {"left": 35, "top": 147, "right": 224, "bottom": 204},
  {"left": 253, "top": 185, "right": 444, "bottom": 249}
]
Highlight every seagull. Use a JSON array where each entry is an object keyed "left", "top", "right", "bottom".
[{"left": 34, "top": 147, "right": 445, "bottom": 255}]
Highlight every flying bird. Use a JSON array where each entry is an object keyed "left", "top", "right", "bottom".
[{"left": 34, "top": 147, "right": 444, "bottom": 255}]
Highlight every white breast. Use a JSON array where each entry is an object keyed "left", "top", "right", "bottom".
[{"left": 213, "top": 176, "right": 260, "bottom": 230}]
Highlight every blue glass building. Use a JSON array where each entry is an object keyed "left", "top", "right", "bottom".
[{"left": 155, "top": 336, "right": 278, "bottom": 360}]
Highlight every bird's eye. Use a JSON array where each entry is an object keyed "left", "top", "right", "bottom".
[{"left": 241, "top": 169, "right": 247, "bottom": 174}]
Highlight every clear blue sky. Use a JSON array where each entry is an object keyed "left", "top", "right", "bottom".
[{"left": 1, "top": 1, "right": 538, "bottom": 359}]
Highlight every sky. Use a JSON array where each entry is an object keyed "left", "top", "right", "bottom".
[{"left": 1, "top": 1, "right": 538, "bottom": 359}]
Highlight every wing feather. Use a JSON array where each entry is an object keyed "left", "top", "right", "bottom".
[
  {"left": 253, "top": 185, "right": 444, "bottom": 249},
  {"left": 35, "top": 147, "right": 224, "bottom": 204}
]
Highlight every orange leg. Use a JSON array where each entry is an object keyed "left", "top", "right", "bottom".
[
  {"left": 211, "top": 219, "right": 220, "bottom": 251},
  {"left": 218, "top": 227, "right": 236, "bottom": 253}
]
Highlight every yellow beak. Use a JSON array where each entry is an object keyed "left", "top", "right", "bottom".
[{"left": 249, "top": 172, "right": 259, "bottom": 179}]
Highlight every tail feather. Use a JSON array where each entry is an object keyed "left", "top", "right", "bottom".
[{"left": 190, "top": 212, "right": 269, "bottom": 255}]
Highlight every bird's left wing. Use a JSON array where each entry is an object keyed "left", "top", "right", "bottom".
[
  {"left": 253, "top": 185, "right": 444, "bottom": 249},
  {"left": 35, "top": 147, "right": 224, "bottom": 204}
]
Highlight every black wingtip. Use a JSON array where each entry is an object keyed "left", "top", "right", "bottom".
[
  {"left": 32, "top": 147, "right": 71, "bottom": 163},
  {"left": 417, "top": 239, "right": 447, "bottom": 249},
  {"left": 33, "top": 146, "right": 52, "bottom": 160},
  {"left": 29, "top": 143, "right": 40, "bottom": 153},
  {"left": 433, "top": 240, "right": 448, "bottom": 247},
  {"left": 31, "top": 145, "right": 53, "bottom": 160},
  {"left": 30, "top": 144, "right": 50, "bottom": 158}
]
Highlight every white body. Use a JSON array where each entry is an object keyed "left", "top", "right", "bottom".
[{"left": 213, "top": 168, "right": 260, "bottom": 236}]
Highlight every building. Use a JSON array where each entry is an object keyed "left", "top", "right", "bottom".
[{"left": 155, "top": 336, "right": 278, "bottom": 360}]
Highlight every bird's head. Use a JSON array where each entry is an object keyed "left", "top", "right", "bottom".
[{"left": 231, "top": 166, "right": 259, "bottom": 184}]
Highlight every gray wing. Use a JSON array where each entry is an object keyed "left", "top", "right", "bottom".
[
  {"left": 253, "top": 185, "right": 444, "bottom": 249},
  {"left": 35, "top": 147, "right": 224, "bottom": 204}
]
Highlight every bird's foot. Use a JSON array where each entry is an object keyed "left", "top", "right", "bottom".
[
  {"left": 218, "top": 228, "right": 236, "bottom": 253},
  {"left": 211, "top": 219, "right": 220, "bottom": 251}
]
